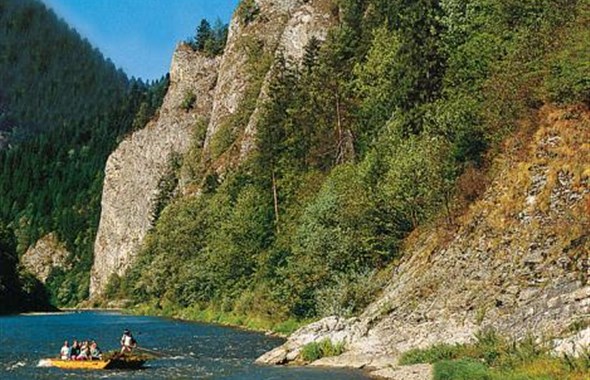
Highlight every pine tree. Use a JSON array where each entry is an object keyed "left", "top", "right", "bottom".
[{"left": 195, "top": 19, "right": 212, "bottom": 51}]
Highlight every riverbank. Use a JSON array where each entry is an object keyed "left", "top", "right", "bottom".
[
  {"left": 121, "top": 303, "right": 311, "bottom": 338},
  {"left": 57, "top": 305, "right": 426, "bottom": 379},
  {"left": 124, "top": 305, "right": 434, "bottom": 379}
]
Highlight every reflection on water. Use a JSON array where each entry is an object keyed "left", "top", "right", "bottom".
[{"left": 0, "top": 311, "right": 368, "bottom": 379}]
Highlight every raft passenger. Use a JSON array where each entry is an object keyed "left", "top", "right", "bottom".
[
  {"left": 70, "top": 340, "right": 80, "bottom": 359},
  {"left": 90, "top": 341, "right": 102, "bottom": 360},
  {"left": 60, "top": 341, "right": 70, "bottom": 360},
  {"left": 76, "top": 341, "right": 90, "bottom": 360}
]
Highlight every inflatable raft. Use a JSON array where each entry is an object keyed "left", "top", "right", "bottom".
[{"left": 45, "top": 355, "right": 147, "bottom": 370}]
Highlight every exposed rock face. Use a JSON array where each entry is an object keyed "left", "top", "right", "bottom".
[
  {"left": 21, "top": 233, "right": 70, "bottom": 283},
  {"left": 204, "top": 0, "right": 335, "bottom": 163},
  {"left": 258, "top": 106, "right": 590, "bottom": 377},
  {"left": 90, "top": 0, "right": 336, "bottom": 297},
  {"left": 89, "top": 45, "right": 219, "bottom": 296},
  {"left": 238, "top": 0, "right": 335, "bottom": 158}
]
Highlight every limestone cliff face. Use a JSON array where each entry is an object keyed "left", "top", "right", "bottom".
[
  {"left": 90, "top": 0, "right": 335, "bottom": 297},
  {"left": 258, "top": 106, "right": 590, "bottom": 376},
  {"left": 89, "top": 45, "right": 219, "bottom": 296},
  {"left": 239, "top": 0, "right": 335, "bottom": 158},
  {"left": 204, "top": 0, "right": 335, "bottom": 164},
  {"left": 21, "top": 233, "right": 70, "bottom": 283}
]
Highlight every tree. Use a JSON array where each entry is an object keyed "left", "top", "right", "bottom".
[
  {"left": 353, "top": 25, "right": 400, "bottom": 153},
  {"left": 194, "top": 19, "right": 212, "bottom": 51},
  {"left": 0, "top": 222, "right": 19, "bottom": 313}
]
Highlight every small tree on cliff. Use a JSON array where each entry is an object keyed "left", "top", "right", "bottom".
[{"left": 194, "top": 19, "right": 212, "bottom": 51}]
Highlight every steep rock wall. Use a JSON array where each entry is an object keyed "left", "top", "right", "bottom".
[
  {"left": 204, "top": 0, "right": 335, "bottom": 166},
  {"left": 258, "top": 106, "right": 590, "bottom": 376},
  {"left": 90, "top": 0, "right": 335, "bottom": 297},
  {"left": 239, "top": 0, "right": 335, "bottom": 158},
  {"left": 89, "top": 46, "right": 219, "bottom": 296}
]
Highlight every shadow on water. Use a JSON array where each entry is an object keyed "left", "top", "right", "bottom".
[{"left": 0, "top": 311, "right": 369, "bottom": 379}]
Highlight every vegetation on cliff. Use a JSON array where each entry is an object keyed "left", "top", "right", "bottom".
[
  {"left": 400, "top": 329, "right": 590, "bottom": 380},
  {"left": 113, "top": 0, "right": 589, "bottom": 328},
  {"left": 187, "top": 18, "right": 229, "bottom": 57},
  {"left": 0, "top": 0, "right": 168, "bottom": 308}
]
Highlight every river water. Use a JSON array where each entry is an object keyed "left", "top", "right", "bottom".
[{"left": 0, "top": 311, "right": 368, "bottom": 379}]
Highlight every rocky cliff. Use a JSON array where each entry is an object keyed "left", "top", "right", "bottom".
[
  {"left": 21, "top": 233, "right": 70, "bottom": 283},
  {"left": 90, "top": 0, "right": 335, "bottom": 297},
  {"left": 203, "top": 0, "right": 335, "bottom": 167},
  {"left": 89, "top": 45, "right": 219, "bottom": 296},
  {"left": 257, "top": 105, "right": 590, "bottom": 377}
]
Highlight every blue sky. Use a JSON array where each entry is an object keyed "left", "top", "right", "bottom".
[{"left": 41, "top": 0, "right": 239, "bottom": 81}]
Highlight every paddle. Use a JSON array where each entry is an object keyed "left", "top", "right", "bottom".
[{"left": 135, "top": 346, "right": 166, "bottom": 358}]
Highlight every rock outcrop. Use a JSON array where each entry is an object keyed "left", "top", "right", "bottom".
[
  {"left": 203, "top": 0, "right": 335, "bottom": 165},
  {"left": 257, "top": 106, "right": 590, "bottom": 377},
  {"left": 21, "top": 233, "right": 70, "bottom": 283},
  {"left": 90, "top": 0, "right": 335, "bottom": 297},
  {"left": 89, "top": 45, "right": 219, "bottom": 296}
]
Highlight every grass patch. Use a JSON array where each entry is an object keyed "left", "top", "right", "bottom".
[
  {"left": 399, "top": 343, "right": 466, "bottom": 365},
  {"left": 434, "top": 359, "right": 491, "bottom": 380},
  {"left": 300, "top": 339, "right": 346, "bottom": 362},
  {"left": 401, "top": 329, "right": 590, "bottom": 380},
  {"left": 128, "top": 302, "right": 308, "bottom": 336},
  {"left": 273, "top": 318, "right": 306, "bottom": 336}
]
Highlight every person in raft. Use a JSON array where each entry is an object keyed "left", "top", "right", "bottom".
[
  {"left": 120, "top": 329, "right": 137, "bottom": 354},
  {"left": 70, "top": 340, "right": 80, "bottom": 359},
  {"left": 60, "top": 341, "right": 70, "bottom": 360},
  {"left": 90, "top": 341, "right": 102, "bottom": 360}
]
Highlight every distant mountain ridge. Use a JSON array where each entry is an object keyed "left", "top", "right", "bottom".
[{"left": 0, "top": 0, "right": 167, "bottom": 310}]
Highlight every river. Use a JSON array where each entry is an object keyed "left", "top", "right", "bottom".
[{"left": 0, "top": 311, "right": 369, "bottom": 379}]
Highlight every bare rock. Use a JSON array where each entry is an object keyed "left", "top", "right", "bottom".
[
  {"left": 89, "top": 46, "right": 219, "bottom": 297},
  {"left": 370, "top": 364, "right": 432, "bottom": 380},
  {"left": 553, "top": 328, "right": 590, "bottom": 356},
  {"left": 21, "top": 233, "right": 70, "bottom": 283}
]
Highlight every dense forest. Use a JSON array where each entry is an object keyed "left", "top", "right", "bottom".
[
  {"left": 0, "top": 0, "right": 168, "bottom": 311},
  {"left": 111, "top": 0, "right": 589, "bottom": 329},
  {"left": 0, "top": 221, "right": 52, "bottom": 313}
]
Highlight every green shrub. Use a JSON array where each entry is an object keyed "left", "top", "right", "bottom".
[
  {"left": 315, "top": 270, "right": 382, "bottom": 318},
  {"left": 301, "top": 341, "right": 322, "bottom": 362},
  {"left": 208, "top": 121, "right": 236, "bottom": 159},
  {"left": 180, "top": 91, "right": 197, "bottom": 111},
  {"left": 400, "top": 329, "right": 590, "bottom": 380},
  {"left": 399, "top": 343, "right": 466, "bottom": 365},
  {"left": 272, "top": 318, "right": 305, "bottom": 336},
  {"left": 434, "top": 359, "right": 491, "bottom": 380},
  {"left": 300, "top": 339, "right": 345, "bottom": 362},
  {"left": 546, "top": 35, "right": 590, "bottom": 104},
  {"left": 237, "top": 0, "right": 260, "bottom": 25}
]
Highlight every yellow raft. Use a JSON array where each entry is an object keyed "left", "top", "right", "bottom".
[{"left": 46, "top": 356, "right": 147, "bottom": 370}]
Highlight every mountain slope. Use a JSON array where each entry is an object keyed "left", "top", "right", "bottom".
[
  {"left": 0, "top": 0, "right": 167, "bottom": 309},
  {"left": 90, "top": 0, "right": 337, "bottom": 299},
  {"left": 73, "top": 11, "right": 590, "bottom": 380},
  {"left": 258, "top": 105, "right": 589, "bottom": 374}
]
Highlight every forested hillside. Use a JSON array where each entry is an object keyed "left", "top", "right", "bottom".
[
  {"left": 0, "top": 0, "right": 167, "bottom": 311},
  {"left": 0, "top": 221, "right": 52, "bottom": 313},
  {"left": 113, "top": 0, "right": 589, "bottom": 331}
]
